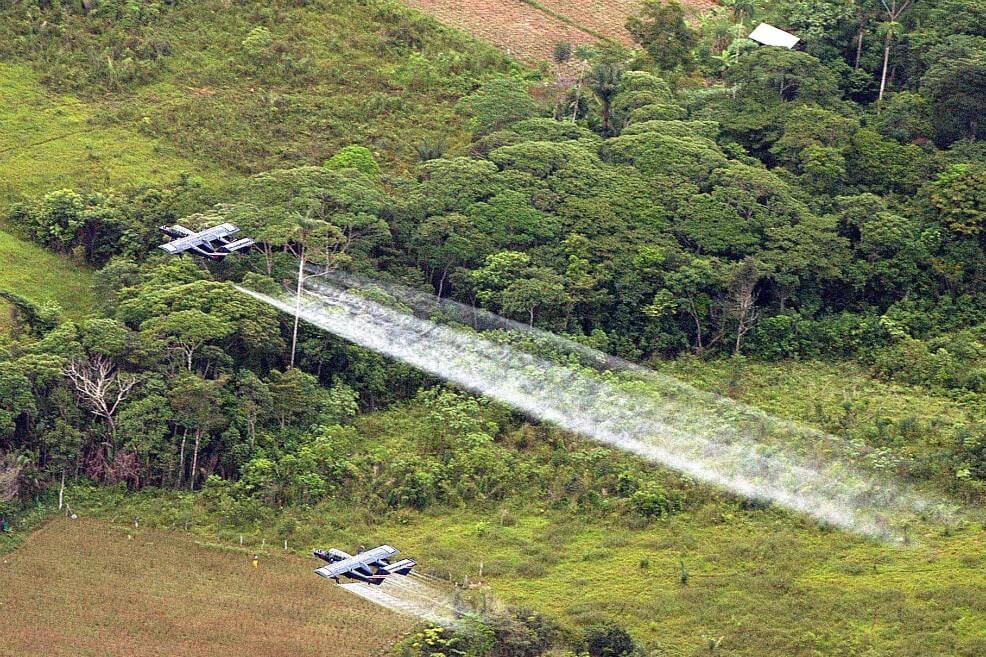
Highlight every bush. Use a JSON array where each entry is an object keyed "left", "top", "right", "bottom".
[
  {"left": 456, "top": 77, "right": 538, "bottom": 135},
  {"left": 553, "top": 42, "right": 573, "bottom": 64},
  {"left": 241, "top": 26, "right": 274, "bottom": 58},
  {"left": 629, "top": 482, "right": 684, "bottom": 518},
  {"left": 325, "top": 145, "right": 381, "bottom": 177},
  {"left": 487, "top": 607, "right": 558, "bottom": 657},
  {"left": 583, "top": 623, "right": 638, "bottom": 657}
]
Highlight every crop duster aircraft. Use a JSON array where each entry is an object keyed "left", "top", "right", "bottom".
[
  {"left": 158, "top": 223, "right": 255, "bottom": 261},
  {"left": 312, "top": 545, "right": 416, "bottom": 585}
]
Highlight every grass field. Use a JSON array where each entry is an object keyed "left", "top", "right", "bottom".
[
  {"left": 0, "top": 0, "right": 516, "bottom": 179},
  {"left": 0, "top": 517, "right": 411, "bottom": 657},
  {"left": 0, "top": 63, "right": 223, "bottom": 210},
  {"left": 64, "top": 482, "right": 986, "bottom": 657},
  {"left": 0, "top": 229, "right": 94, "bottom": 320},
  {"left": 0, "top": 62, "right": 170, "bottom": 320}
]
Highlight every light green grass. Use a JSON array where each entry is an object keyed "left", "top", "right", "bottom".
[
  {"left": 0, "top": 63, "right": 226, "bottom": 209},
  {"left": 0, "top": 229, "right": 94, "bottom": 318},
  {"left": 0, "top": 0, "right": 518, "bottom": 179},
  {"left": 654, "top": 357, "right": 983, "bottom": 424}
]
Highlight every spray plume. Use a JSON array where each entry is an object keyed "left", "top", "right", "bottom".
[
  {"left": 236, "top": 279, "right": 955, "bottom": 540},
  {"left": 339, "top": 574, "right": 462, "bottom": 626}
]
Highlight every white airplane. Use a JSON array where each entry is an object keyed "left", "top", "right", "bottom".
[
  {"left": 313, "top": 545, "right": 416, "bottom": 585},
  {"left": 158, "top": 223, "right": 255, "bottom": 261}
]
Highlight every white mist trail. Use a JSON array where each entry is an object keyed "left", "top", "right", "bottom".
[
  {"left": 339, "top": 577, "right": 460, "bottom": 626},
  {"left": 236, "top": 282, "right": 953, "bottom": 539}
]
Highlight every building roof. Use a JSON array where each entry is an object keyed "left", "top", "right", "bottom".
[{"left": 748, "top": 23, "right": 800, "bottom": 49}]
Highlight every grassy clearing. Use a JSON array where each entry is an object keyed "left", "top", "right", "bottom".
[
  {"left": 0, "top": 61, "right": 191, "bottom": 320},
  {"left": 0, "top": 63, "right": 223, "bottom": 210},
  {"left": 0, "top": 517, "right": 410, "bottom": 657},
  {"left": 656, "top": 357, "right": 984, "bottom": 426},
  {"left": 0, "top": 229, "right": 94, "bottom": 319},
  {"left": 1, "top": 0, "right": 517, "bottom": 178}
]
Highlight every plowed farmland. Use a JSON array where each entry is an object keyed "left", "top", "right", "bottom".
[
  {"left": 401, "top": 0, "right": 715, "bottom": 64},
  {"left": 0, "top": 518, "right": 411, "bottom": 657},
  {"left": 402, "top": 0, "right": 598, "bottom": 64}
]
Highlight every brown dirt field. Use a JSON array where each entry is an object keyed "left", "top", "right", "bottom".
[
  {"left": 535, "top": 0, "right": 714, "bottom": 41},
  {"left": 402, "top": 0, "right": 599, "bottom": 64},
  {"left": 535, "top": 0, "right": 641, "bottom": 42},
  {"left": 0, "top": 518, "right": 412, "bottom": 657},
  {"left": 401, "top": 0, "right": 716, "bottom": 65}
]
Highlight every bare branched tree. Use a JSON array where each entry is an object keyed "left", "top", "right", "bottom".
[
  {"left": 724, "top": 259, "right": 762, "bottom": 355},
  {"left": 63, "top": 355, "right": 137, "bottom": 441}
]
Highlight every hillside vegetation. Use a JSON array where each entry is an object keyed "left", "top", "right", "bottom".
[
  {"left": 1, "top": 1, "right": 984, "bottom": 656},
  {"left": 0, "top": 0, "right": 517, "bottom": 177},
  {"left": 0, "top": 63, "right": 221, "bottom": 209},
  {"left": 0, "top": 230, "right": 94, "bottom": 319},
  {"left": 57, "top": 359, "right": 986, "bottom": 656}
]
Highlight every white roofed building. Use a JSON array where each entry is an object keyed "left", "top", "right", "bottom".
[{"left": 748, "top": 23, "right": 800, "bottom": 49}]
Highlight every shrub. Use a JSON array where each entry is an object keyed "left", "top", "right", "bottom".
[
  {"left": 241, "top": 26, "right": 274, "bottom": 58},
  {"left": 553, "top": 42, "right": 573, "bottom": 64},
  {"left": 583, "top": 623, "right": 638, "bottom": 657},
  {"left": 325, "top": 145, "right": 381, "bottom": 177},
  {"left": 629, "top": 482, "right": 684, "bottom": 518},
  {"left": 456, "top": 78, "right": 538, "bottom": 135}
]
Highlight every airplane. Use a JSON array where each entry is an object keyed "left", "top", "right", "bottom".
[
  {"left": 312, "top": 545, "right": 416, "bottom": 585},
  {"left": 158, "top": 223, "right": 255, "bottom": 261}
]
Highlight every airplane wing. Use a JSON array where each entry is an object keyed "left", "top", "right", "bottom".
[
  {"left": 160, "top": 224, "right": 196, "bottom": 238},
  {"left": 314, "top": 545, "right": 399, "bottom": 580},
  {"left": 159, "top": 223, "right": 240, "bottom": 254}
]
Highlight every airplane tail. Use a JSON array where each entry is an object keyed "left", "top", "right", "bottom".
[
  {"left": 222, "top": 237, "right": 255, "bottom": 253},
  {"left": 384, "top": 558, "right": 416, "bottom": 576}
]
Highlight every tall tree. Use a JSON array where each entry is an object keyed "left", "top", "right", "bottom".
[
  {"left": 62, "top": 355, "right": 135, "bottom": 444},
  {"left": 168, "top": 373, "right": 227, "bottom": 490},
  {"left": 587, "top": 62, "right": 624, "bottom": 135},
  {"left": 626, "top": 0, "right": 698, "bottom": 72},
  {"left": 877, "top": 0, "right": 914, "bottom": 101}
]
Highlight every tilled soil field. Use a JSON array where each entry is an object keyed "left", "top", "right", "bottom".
[
  {"left": 401, "top": 0, "right": 716, "bottom": 65},
  {"left": 0, "top": 518, "right": 410, "bottom": 657}
]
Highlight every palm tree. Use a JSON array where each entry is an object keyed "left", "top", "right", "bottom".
[{"left": 588, "top": 62, "right": 623, "bottom": 135}]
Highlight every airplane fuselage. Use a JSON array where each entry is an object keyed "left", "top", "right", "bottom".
[{"left": 312, "top": 545, "right": 416, "bottom": 585}]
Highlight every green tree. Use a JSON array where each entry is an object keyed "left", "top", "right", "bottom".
[
  {"left": 587, "top": 62, "right": 623, "bottom": 135},
  {"left": 930, "top": 165, "right": 986, "bottom": 236},
  {"left": 140, "top": 309, "right": 234, "bottom": 373},
  {"left": 456, "top": 78, "right": 538, "bottom": 135},
  {"left": 727, "top": 48, "right": 840, "bottom": 104},
  {"left": 470, "top": 252, "right": 570, "bottom": 326},
  {"left": 0, "top": 363, "right": 36, "bottom": 441},
  {"left": 412, "top": 213, "right": 489, "bottom": 297},
  {"left": 168, "top": 373, "right": 228, "bottom": 490},
  {"left": 324, "top": 145, "right": 381, "bottom": 177},
  {"left": 626, "top": 0, "right": 698, "bottom": 72},
  {"left": 876, "top": 0, "right": 914, "bottom": 101},
  {"left": 921, "top": 36, "right": 986, "bottom": 144}
]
